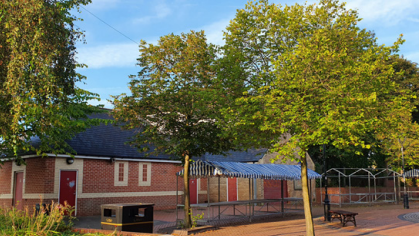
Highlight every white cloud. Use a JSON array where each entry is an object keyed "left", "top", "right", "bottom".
[
  {"left": 133, "top": 1, "right": 171, "bottom": 25},
  {"left": 345, "top": 0, "right": 419, "bottom": 25},
  {"left": 200, "top": 19, "right": 231, "bottom": 46},
  {"left": 77, "top": 43, "right": 139, "bottom": 68}
]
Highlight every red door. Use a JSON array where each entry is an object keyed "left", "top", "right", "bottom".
[
  {"left": 189, "top": 178, "right": 198, "bottom": 204},
  {"left": 264, "top": 180, "right": 288, "bottom": 199},
  {"left": 59, "top": 171, "right": 77, "bottom": 209},
  {"left": 227, "top": 178, "right": 237, "bottom": 202},
  {"left": 13, "top": 172, "right": 24, "bottom": 210}
]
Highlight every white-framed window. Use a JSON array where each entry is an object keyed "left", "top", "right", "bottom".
[
  {"left": 114, "top": 161, "right": 128, "bottom": 186},
  {"left": 138, "top": 163, "right": 151, "bottom": 186}
]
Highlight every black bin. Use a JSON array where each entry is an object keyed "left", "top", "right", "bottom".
[{"left": 101, "top": 203, "right": 154, "bottom": 233}]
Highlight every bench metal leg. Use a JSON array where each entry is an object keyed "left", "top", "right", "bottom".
[
  {"left": 330, "top": 213, "right": 342, "bottom": 223},
  {"left": 342, "top": 215, "right": 356, "bottom": 227}
]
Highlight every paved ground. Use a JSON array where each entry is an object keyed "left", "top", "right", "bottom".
[
  {"left": 192, "top": 203, "right": 419, "bottom": 236},
  {"left": 75, "top": 202, "right": 419, "bottom": 235}
]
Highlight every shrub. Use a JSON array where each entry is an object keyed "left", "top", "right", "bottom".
[{"left": 0, "top": 201, "right": 75, "bottom": 235}]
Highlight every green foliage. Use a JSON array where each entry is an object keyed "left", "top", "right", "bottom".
[
  {"left": 177, "top": 210, "right": 204, "bottom": 229},
  {"left": 308, "top": 143, "right": 387, "bottom": 170},
  {"left": 381, "top": 56, "right": 419, "bottom": 170},
  {"left": 221, "top": 0, "right": 412, "bottom": 159},
  {"left": 218, "top": 0, "right": 415, "bottom": 234},
  {"left": 215, "top": 0, "right": 306, "bottom": 149},
  {"left": 389, "top": 56, "right": 419, "bottom": 109},
  {"left": 379, "top": 111, "right": 419, "bottom": 170},
  {"left": 0, "top": 201, "right": 76, "bottom": 235},
  {"left": 0, "top": 0, "right": 104, "bottom": 163},
  {"left": 191, "top": 212, "right": 204, "bottom": 229},
  {"left": 112, "top": 30, "right": 234, "bottom": 162},
  {"left": 309, "top": 56, "right": 419, "bottom": 171},
  {"left": 112, "top": 31, "right": 235, "bottom": 229}
]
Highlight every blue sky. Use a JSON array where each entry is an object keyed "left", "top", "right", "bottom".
[{"left": 74, "top": 0, "right": 419, "bottom": 108}]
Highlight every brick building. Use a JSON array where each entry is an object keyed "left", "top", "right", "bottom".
[
  {"left": 0, "top": 112, "right": 194, "bottom": 216},
  {"left": 0, "top": 112, "right": 316, "bottom": 216}
]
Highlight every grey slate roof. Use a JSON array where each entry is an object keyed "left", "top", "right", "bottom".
[
  {"left": 64, "top": 112, "right": 173, "bottom": 160},
  {"left": 30, "top": 112, "right": 267, "bottom": 162}
]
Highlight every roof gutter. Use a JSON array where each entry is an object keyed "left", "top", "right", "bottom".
[{"left": 2, "top": 153, "right": 181, "bottom": 164}]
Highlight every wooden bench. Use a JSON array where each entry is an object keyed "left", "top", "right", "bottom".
[{"left": 328, "top": 210, "right": 358, "bottom": 227}]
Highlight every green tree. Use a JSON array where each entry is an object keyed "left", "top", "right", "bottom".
[
  {"left": 388, "top": 56, "right": 419, "bottom": 122},
  {"left": 219, "top": 0, "right": 413, "bottom": 235},
  {"left": 309, "top": 56, "right": 419, "bottom": 171},
  {"left": 111, "top": 31, "right": 234, "bottom": 228},
  {"left": 308, "top": 138, "right": 388, "bottom": 171},
  {"left": 378, "top": 108, "right": 419, "bottom": 170},
  {"left": 0, "top": 0, "right": 103, "bottom": 163},
  {"left": 375, "top": 56, "right": 419, "bottom": 170}
]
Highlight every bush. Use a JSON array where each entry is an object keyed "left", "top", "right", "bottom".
[{"left": 0, "top": 201, "right": 77, "bottom": 235}]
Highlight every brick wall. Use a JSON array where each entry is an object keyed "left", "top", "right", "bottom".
[
  {"left": 0, "top": 161, "right": 12, "bottom": 194},
  {"left": 78, "top": 159, "right": 186, "bottom": 215},
  {"left": 209, "top": 177, "right": 227, "bottom": 202},
  {"left": 82, "top": 159, "right": 183, "bottom": 193},
  {"left": 199, "top": 178, "right": 207, "bottom": 191},
  {"left": 0, "top": 158, "right": 57, "bottom": 215},
  {"left": 0, "top": 199, "right": 12, "bottom": 208},
  {"left": 237, "top": 178, "right": 250, "bottom": 200},
  {"left": 208, "top": 177, "right": 265, "bottom": 203},
  {"left": 0, "top": 157, "right": 198, "bottom": 216},
  {"left": 82, "top": 159, "right": 114, "bottom": 193},
  {"left": 25, "top": 158, "right": 55, "bottom": 194}
]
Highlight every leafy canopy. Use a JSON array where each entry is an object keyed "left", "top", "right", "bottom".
[
  {"left": 218, "top": 0, "right": 414, "bottom": 234},
  {"left": 112, "top": 30, "right": 236, "bottom": 228},
  {"left": 221, "top": 0, "right": 413, "bottom": 159},
  {"left": 309, "top": 56, "right": 419, "bottom": 170},
  {"left": 0, "top": 0, "right": 103, "bottom": 162},
  {"left": 112, "top": 31, "right": 234, "bottom": 162}
]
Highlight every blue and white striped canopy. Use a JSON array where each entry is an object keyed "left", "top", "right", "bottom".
[
  {"left": 405, "top": 169, "right": 419, "bottom": 178},
  {"left": 176, "top": 160, "right": 321, "bottom": 180}
]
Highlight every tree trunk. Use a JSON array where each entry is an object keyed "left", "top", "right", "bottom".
[
  {"left": 301, "top": 153, "right": 315, "bottom": 236},
  {"left": 183, "top": 153, "right": 192, "bottom": 228}
]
